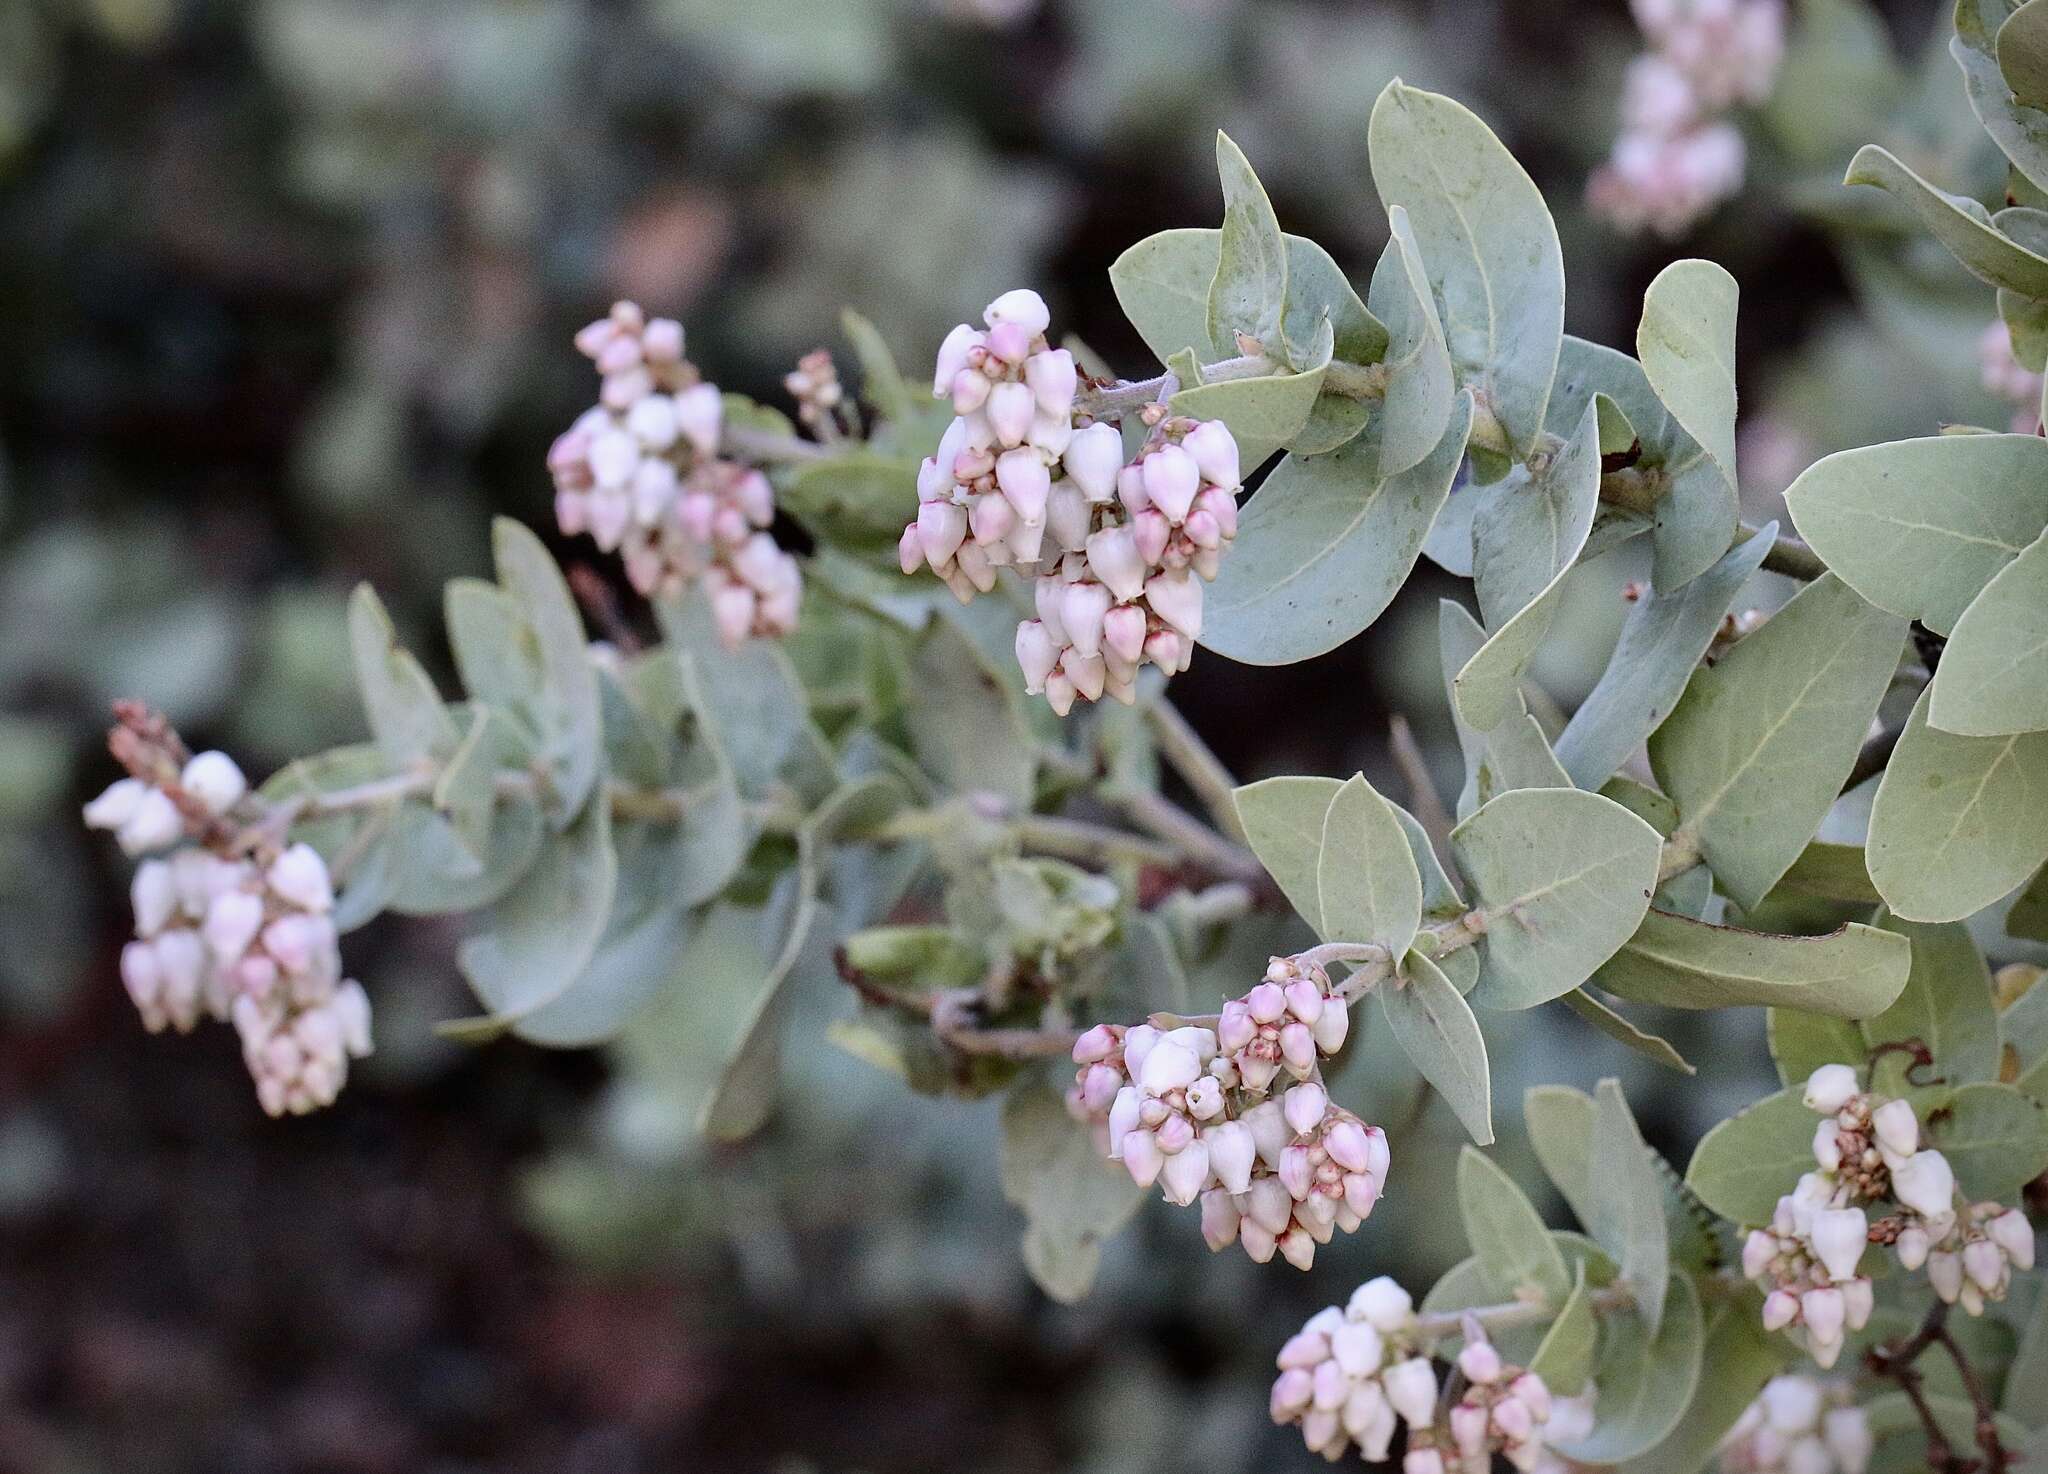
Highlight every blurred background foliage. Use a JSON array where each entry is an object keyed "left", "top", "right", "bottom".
[{"left": 0, "top": 0, "right": 2028, "bottom": 1469}]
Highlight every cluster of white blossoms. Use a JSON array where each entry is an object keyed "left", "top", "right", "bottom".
[
  {"left": 1979, "top": 319, "right": 2045, "bottom": 432},
  {"left": 897, "top": 288, "right": 1243, "bottom": 712},
  {"left": 1743, "top": 1065, "right": 2036, "bottom": 1364},
  {"left": 1067, "top": 957, "right": 1385, "bottom": 1269},
  {"left": 1588, "top": 0, "right": 1784, "bottom": 237},
  {"left": 1269, "top": 1281, "right": 1559, "bottom": 1471},
  {"left": 1717, "top": 1377, "right": 1871, "bottom": 1474},
  {"left": 548, "top": 300, "right": 802, "bottom": 647},
  {"left": 84, "top": 750, "right": 373, "bottom": 1117}
]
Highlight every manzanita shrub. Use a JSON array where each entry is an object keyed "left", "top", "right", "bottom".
[{"left": 76, "top": 5, "right": 2048, "bottom": 1469}]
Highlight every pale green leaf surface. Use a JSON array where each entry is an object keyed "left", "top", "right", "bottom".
[
  {"left": 1552, "top": 1273, "right": 1704, "bottom": 1465},
  {"left": 1233, "top": 775, "right": 1342, "bottom": 934},
  {"left": 1384, "top": 950, "right": 1494, "bottom": 1143},
  {"left": 1453, "top": 788, "right": 1663, "bottom": 1010},
  {"left": 1207, "top": 132, "right": 1288, "bottom": 352},
  {"left": 1637, "top": 259, "right": 1740, "bottom": 494},
  {"left": 1317, "top": 774, "right": 1423, "bottom": 957},
  {"left": 1684, "top": 1087, "right": 1818, "bottom": 1225},
  {"left": 1595, "top": 911, "right": 1911, "bottom": 1018},
  {"left": 1590, "top": 1078, "right": 1670, "bottom": 1334},
  {"left": 1649, "top": 574, "right": 1907, "bottom": 911},
  {"left": 1001, "top": 1083, "right": 1145, "bottom": 1303},
  {"left": 1929, "top": 526, "right": 2048, "bottom": 735},
  {"left": 1456, "top": 1144, "right": 1566, "bottom": 1299},
  {"left": 1867, "top": 684, "right": 2048, "bottom": 921},
  {"left": 1846, "top": 143, "right": 2048, "bottom": 294}
]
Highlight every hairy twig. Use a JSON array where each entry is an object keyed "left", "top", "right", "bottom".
[
  {"left": 1866, "top": 1300, "right": 2014, "bottom": 1474},
  {"left": 1389, "top": 714, "right": 1455, "bottom": 869},
  {"left": 1144, "top": 697, "right": 1246, "bottom": 840}
]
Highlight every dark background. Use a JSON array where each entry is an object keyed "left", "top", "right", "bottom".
[{"left": 0, "top": 0, "right": 2002, "bottom": 1469}]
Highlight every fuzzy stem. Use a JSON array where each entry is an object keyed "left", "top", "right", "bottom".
[
  {"left": 720, "top": 423, "right": 827, "bottom": 464},
  {"left": 1144, "top": 697, "right": 1246, "bottom": 840},
  {"left": 1111, "top": 788, "right": 1264, "bottom": 883},
  {"left": 1411, "top": 1284, "right": 1634, "bottom": 1344}
]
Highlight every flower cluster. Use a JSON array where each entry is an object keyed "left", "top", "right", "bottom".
[
  {"left": 1268, "top": 1282, "right": 1558, "bottom": 1471},
  {"left": 84, "top": 735, "right": 373, "bottom": 1117},
  {"left": 1717, "top": 1376, "right": 1871, "bottom": 1474},
  {"left": 1588, "top": 0, "right": 1784, "bottom": 237},
  {"left": 1067, "top": 957, "right": 1385, "bottom": 1269},
  {"left": 1742, "top": 1064, "right": 2036, "bottom": 1363},
  {"left": 548, "top": 300, "right": 802, "bottom": 647},
  {"left": 897, "top": 288, "right": 1243, "bottom": 712},
  {"left": 1979, "top": 319, "right": 2044, "bottom": 433}
]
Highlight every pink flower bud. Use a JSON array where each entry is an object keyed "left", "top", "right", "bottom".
[
  {"left": 1279, "top": 1022, "right": 1318, "bottom": 1076},
  {"left": 1194, "top": 484, "right": 1239, "bottom": 539},
  {"left": 642, "top": 317, "right": 683, "bottom": 363},
  {"left": 1045, "top": 483, "right": 1089, "bottom": 551},
  {"left": 898, "top": 523, "right": 926, "bottom": 575},
  {"left": 916, "top": 500, "right": 968, "bottom": 570},
  {"left": 1811, "top": 1207, "right": 1868, "bottom": 1282},
  {"left": 1072, "top": 1026, "right": 1118, "bottom": 1068},
  {"left": 933, "top": 323, "right": 981, "bottom": 396},
  {"left": 203, "top": 891, "right": 264, "bottom": 964},
  {"left": 970, "top": 492, "right": 1016, "bottom": 549},
  {"left": 1492, "top": 1395, "right": 1533, "bottom": 1440},
  {"left": 1024, "top": 349, "right": 1077, "bottom": 415},
  {"left": 1324, "top": 1120, "right": 1372, "bottom": 1173},
  {"left": 1247, "top": 1176, "right": 1294, "bottom": 1235},
  {"left": 995, "top": 446, "right": 1050, "bottom": 525},
  {"left": 1963, "top": 1237, "right": 2006, "bottom": 1292},
  {"left": 131, "top": 860, "right": 177, "bottom": 938},
  {"left": 1284, "top": 979, "right": 1325, "bottom": 1023},
  {"left": 1207, "top": 1120, "right": 1257, "bottom": 1194},
  {"left": 1218, "top": 1000, "right": 1256, "bottom": 1052},
  {"left": 1330, "top": 1321, "right": 1382, "bottom": 1377},
  {"left": 1284, "top": 1082, "right": 1328, "bottom": 1137},
  {"left": 1929, "top": 1248, "right": 1963, "bottom": 1302},
  {"left": 1762, "top": 1290, "right": 1799, "bottom": 1330},
  {"left": 1801, "top": 1286, "right": 1845, "bottom": 1344},
  {"left": 1117, "top": 463, "right": 1150, "bottom": 513},
  {"left": 1061, "top": 581, "right": 1112, "bottom": 660},
  {"left": 1061, "top": 423, "right": 1123, "bottom": 502},
  {"left": 1451, "top": 1403, "right": 1491, "bottom": 1456},
  {"left": 1458, "top": 1340, "right": 1503, "bottom": 1385},
  {"left": 1277, "top": 1226, "right": 1316, "bottom": 1270},
  {"left": 710, "top": 582, "right": 757, "bottom": 649},
  {"left": 1160, "top": 1139, "right": 1211, "bottom": 1205},
  {"left": 1080, "top": 1064, "right": 1121, "bottom": 1114},
  {"left": 987, "top": 382, "right": 1035, "bottom": 446},
  {"left": 1312, "top": 997, "right": 1349, "bottom": 1054},
  {"left": 120, "top": 940, "right": 163, "bottom": 1014},
  {"left": 1742, "top": 1228, "right": 1776, "bottom": 1279},
  {"left": 1841, "top": 1276, "right": 1873, "bottom": 1330},
  {"left": 1102, "top": 604, "right": 1148, "bottom": 664},
  {"left": 1144, "top": 627, "right": 1191, "bottom": 672},
  {"left": 1139, "top": 1038, "right": 1199, "bottom": 1092},
  {"left": 1182, "top": 419, "right": 1241, "bottom": 488},
  {"left": 1154, "top": 1112, "right": 1194, "bottom": 1156},
  {"left": 118, "top": 788, "right": 185, "bottom": 855},
  {"left": 1144, "top": 567, "right": 1204, "bottom": 638},
  {"left": 1404, "top": 1448, "right": 1445, "bottom": 1474},
  {"left": 1201, "top": 1188, "right": 1241, "bottom": 1251},
  {"left": 1278, "top": 1144, "right": 1315, "bottom": 1199},
  {"left": 951, "top": 368, "right": 991, "bottom": 414},
  {"left": 1084, "top": 526, "right": 1147, "bottom": 602},
  {"left": 1142, "top": 443, "right": 1200, "bottom": 523},
  {"left": 1270, "top": 1367, "right": 1313, "bottom": 1419},
  {"left": 1343, "top": 1171, "right": 1382, "bottom": 1218},
  {"left": 1121, "top": 1129, "right": 1162, "bottom": 1187}
]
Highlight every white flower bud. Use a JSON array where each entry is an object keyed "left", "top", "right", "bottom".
[
  {"left": 120, "top": 941, "right": 163, "bottom": 1019},
  {"left": 1927, "top": 1249, "right": 1963, "bottom": 1303},
  {"left": 1810, "top": 1207, "right": 1868, "bottom": 1282},
  {"left": 1761, "top": 1289, "right": 1799, "bottom": 1330},
  {"left": 1762, "top": 1374, "right": 1821, "bottom": 1433},
  {"left": 179, "top": 751, "right": 247, "bottom": 815},
  {"left": 1044, "top": 483, "right": 1089, "bottom": 552},
  {"left": 1841, "top": 1276, "right": 1873, "bottom": 1330},
  {"left": 1404, "top": 1449, "right": 1445, "bottom": 1474},
  {"left": 983, "top": 288, "right": 1050, "bottom": 337},
  {"left": 1024, "top": 349, "right": 1076, "bottom": 416},
  {"left": 84, "top": 776, "right": 148, "bottom": 831},
  {"left": 1988, "top": 1208, "right": 2034, "bottom": 1270},
  {"left": 1872, "top": 1098, "right": 1919, "bottom": 1159},
  {"left": 916, "top": 499, "right": 968, "bottom": 571},
  {"left": 1383, "top": 1357, "right": 1438, "bottom": 1426},
  {"left": 1811, "top": 1119, "right": 1841, "bottom": 1172},
  {"left": 1270, "top": 1366, "right": 1314, "bottom": 1419},
  {"left": 1356, "top": 1388, "right": 1398, "bottom": 1461},
  {"left": 1824, "top": 1406, "right": 1872, "bottom": 1474},
  {"left": 1349, "top": 1276, "right": 1413, "bottom": 1332},
  {"left": 1892, "top": 1150, "right": 1956, "bottom": 1219},
  {"left": 1803, "top": 1064, "right": 1859, "bottom": 1114},
  {"left": 130, "top": 860, "right": 177, "bottom": 938},
  {"left": 1963, "top": 1237, "right": 2006, "bottom": 1293},
  {"left": 1742, "top": 1228, "right": 1776, "bottom": 1280},
  {"left": 1243, "top": 1100, "right": 1291, "bottom": 1169},
  {"left": 202, "top": 889, "right": 264, "bottom": 964},
  {"left": 1312, "top": 996, "right": 1349, "bottom": 1054},
  {"left": 1138, "top": 1038, "right": 1200, "bottom": 1093},
  {"left": 1493, "top": 1394, "right": 1534, "bottom": 1440},
  {"left": 933, "top": 323, "right": 981, "bottom": 396},
  {"left": 1159, "top": 1138, "right": 1211, "bottom": 1206},
  {"left": 1451, "top": 1402, "right": 1490, "bottom": 1456},
  {"left": 268, "top": 842, "right": 335, "bottom": 913},
  {"left": 1895, "top": 1222, "right": 1930, "bottom": 1270},
  {"left": 673, "top": 383, "right": 723, "bottom": 458},
  {"left": 118, "top": 788, "right": 185, "bottom": 855},
  {"left": 1329, "top": 1320, "right": 1383, "bottom": 1377}
]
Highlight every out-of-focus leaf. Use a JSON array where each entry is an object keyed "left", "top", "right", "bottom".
[
  {"left": 1000, "top": 1083, "right": 1144, "bottom": 1303},
  {"left": 1552, "top": 1274, "right": 1704, "bottom": 1465}
]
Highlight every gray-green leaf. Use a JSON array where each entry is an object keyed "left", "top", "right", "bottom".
[
  {"left": 1384, "top": 949, "right": 1494, "bottom": 1144},
  {"left": 1928, "top": 525, "right": 2048, "bottom": 735},
  {"left": 1452, "top": 788, "right": 1663, "bottom": 1010},
  {"left": 1649, "top": 574, "right": 1907, "bottom": 911},
  {"left": 1594, "top": 911, "right": 1911, "bottom": 1018},
  {"left": 1637, "top": 259, "right": 1739, "bottom": 497},
  {"left": 1207, "top": 132, "right": 1288, "bottom": 353},
  {"left": 1590, "top": 1078, "right": 1670, "bottom": 1333},
  {"left": 1318, "top": 774, "right": 1424, "bottom": 957},
  {"left": 1456, "top": 1144, "right": 1566, "bottom": 1300},
  {"left": 1001, "top": 1082, "right": 1145, "bottom": 1303}
]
